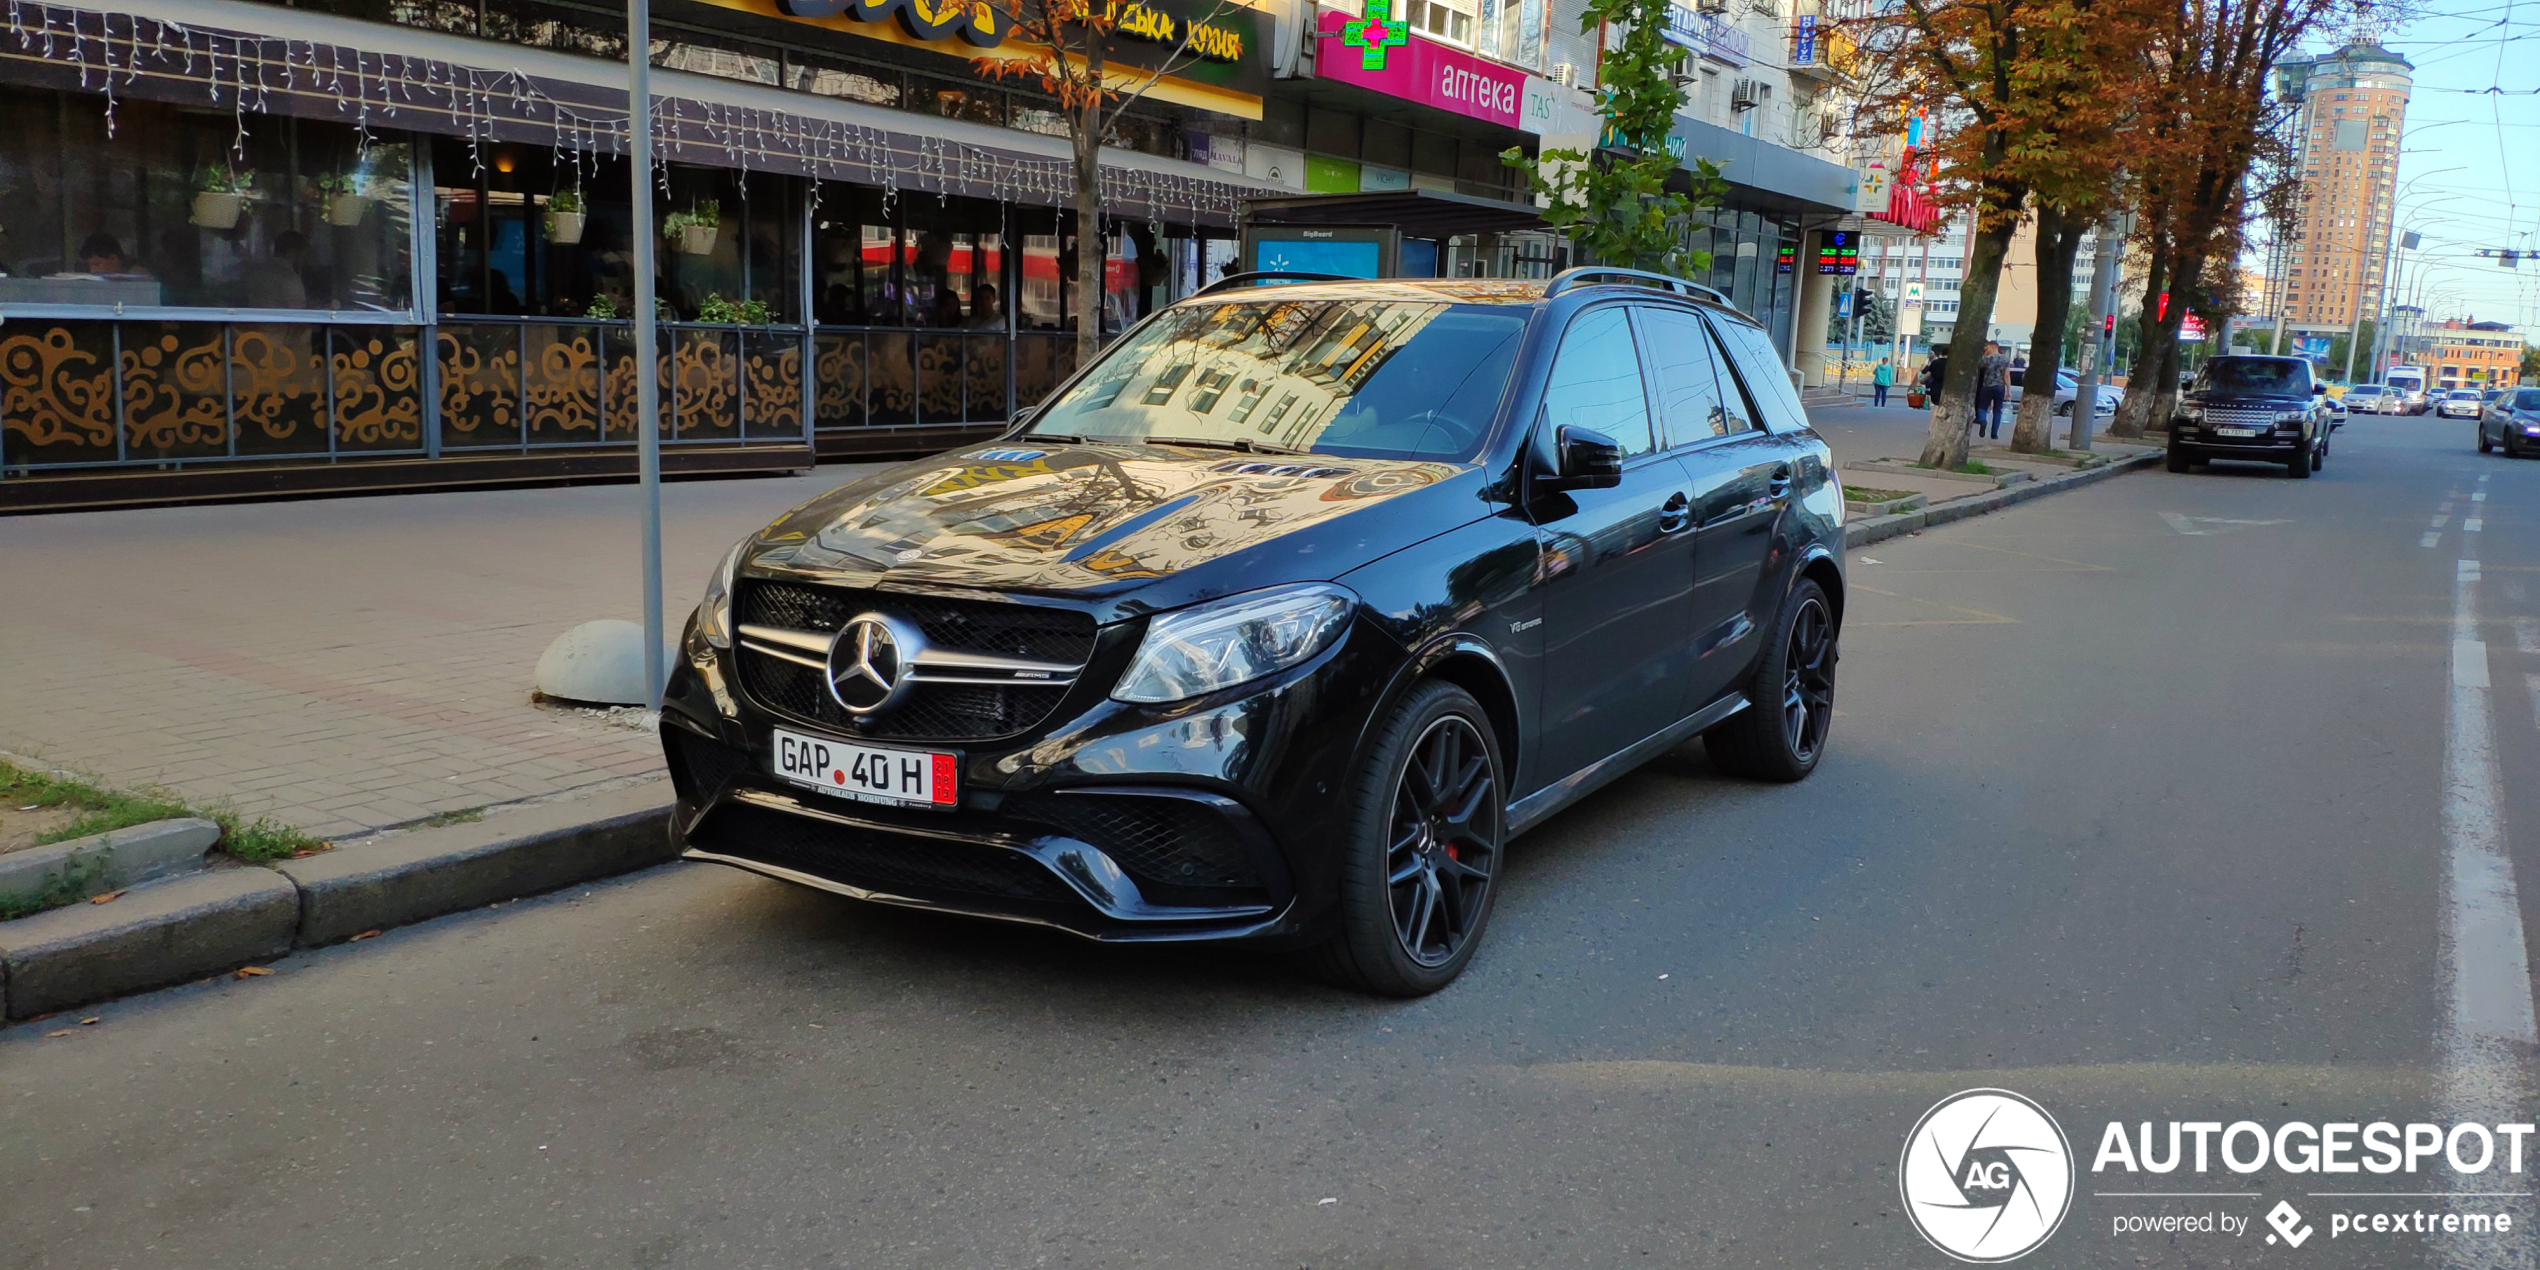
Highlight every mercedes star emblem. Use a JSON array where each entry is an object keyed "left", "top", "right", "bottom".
[{"left": 827, "top": 614, "right": 909, "bottom": 714}]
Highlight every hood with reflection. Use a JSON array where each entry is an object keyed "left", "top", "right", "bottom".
[{"left": 746, "top": 442, "right": 1474, "bottom": 596}]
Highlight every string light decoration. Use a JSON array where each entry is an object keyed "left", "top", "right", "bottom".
[{"left": 0, "top": 0, "right": 1250, "bottom": 225}]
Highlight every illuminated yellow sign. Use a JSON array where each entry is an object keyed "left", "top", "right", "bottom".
[
  {"left": 1104, "top": 0, "right": 1244, "bottom": 62},
  {"left": 778, "top": 0, "right": 1003, "bottom": 48}
]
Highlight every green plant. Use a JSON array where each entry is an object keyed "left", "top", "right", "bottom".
[
  {"left": 1841, "top": 486, "right": 1918, "bottom": 504},
  {"left": 549, "top": 188, "right": 585, "bottom": 214},
  {"left": 1952, "top": 460, "right": 1995, "bottom": 476},
  {"left": 1500, "top": 0, "right": 1724, "bottom": 275},
  {"left": 696, "top": 293, "right": 775, "bottom": 325},
  {"left": 0, "top": 759, "right": 325, "bottom": 868},
  {"left": 192, "top": 164, "right": 252, "bottom": 194},
  {"left": 315, "top": 172, "right": 363, "bottom": 197},
  {"left": 662, "top": 201, "right": 722, "bottom": 237}
]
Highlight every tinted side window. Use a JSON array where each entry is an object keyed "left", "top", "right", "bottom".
[
  {"left": 1638, "top": 307, "right": 1747, "bottom": 444},
  {"left": 1543, "top": 307, "right": 1654, "bottom": 457},
  {"left": 1706, "top": 314, "right": 1808, "bottom": 433}
]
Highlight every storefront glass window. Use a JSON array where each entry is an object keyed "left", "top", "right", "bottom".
[{"left": 0, "top": 89, "right": 414, "bottom": 312}]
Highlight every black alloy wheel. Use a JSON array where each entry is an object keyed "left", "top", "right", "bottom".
[
  {"left": 1385, "top": 716, "right": 1499, "bottom": 969},
  {"left": 1706, "top": 579, "right": 1838, "bottom": 782},
  {"left": 1301, "top": 681, "right": 1506, "bottom": 996}
]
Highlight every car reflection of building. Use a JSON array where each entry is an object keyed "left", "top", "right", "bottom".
[{"left": 1078, "top": 297, "right": 1456, "bottom": 451}]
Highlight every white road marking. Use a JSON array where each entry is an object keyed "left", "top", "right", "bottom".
[
  {"left": 2474, "top": 491, "right": 2489, "bottom": 502},
  {"left": 2434, "top": 514, "right": 2452, "bottom": 528},
  {"left": 2159, "top": 513, "right": 2293, "bottom": 536},
  {"left": 2425, "top": 533, "right": 2445, "bottom": 549},
  {"left": 2514, "top": 616, "right": 2540, "bottom": 655},
  {"left": 2467, "top": 518, "right": 2486, "bottom": 533},
  {"left": 2438, "top": 534, "right": 2534, "bottom": 1270}
]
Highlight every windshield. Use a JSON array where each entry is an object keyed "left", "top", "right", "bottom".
[
  {"left": 2194, "top": 358, "right": 2310, "bottom": 397},
  {"left": 1024, "top": 298, "right": 1528, "bottom": 462},
  {"left": 2516, "top": 389, "right": 2540, "bottom": 411}
]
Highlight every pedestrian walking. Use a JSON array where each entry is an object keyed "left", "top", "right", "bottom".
[
  {"left": 1872, "top": 358, "right": 1894, "bottom": 407},
  {"left": 1921, "top": 352, "right": 1948, "bottom": 409},
  {"left": 1975, "top": 341, "right": 2010, "bottom": 440}
]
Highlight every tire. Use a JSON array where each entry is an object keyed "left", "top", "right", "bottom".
[
  {"left": 2287, "top": 446, "right": 2312, "bottom": 478},
  {"left": 2480, "top": 426, "right": 2495, "bottom": 454},
  {"left": 2312, "top": 445, "right": 2325, "bottom": 471},
  {"left": 1704, "top": 579, "right": 1837, "bottom": 783},
  {"left": 1298, "top": 681, "right": 1505, "bottom": 997},
  {"left": 2167, "top": 444, "right": 2194, "bottom": 473}
]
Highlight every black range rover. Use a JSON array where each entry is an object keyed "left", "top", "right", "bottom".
[
  {"left": 2167, "top": 354, "right": 2336, "bottom": 477},
  {"left": 659, "top": 269, "right": 1846, "bottom": 994}
]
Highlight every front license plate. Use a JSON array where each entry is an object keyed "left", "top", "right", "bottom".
[
  {"left": 770, "top": 727, "right": 956, "bottom": 808},
  {"left": 2214, "top": 427, "right": 2259, "bottom": 438}
]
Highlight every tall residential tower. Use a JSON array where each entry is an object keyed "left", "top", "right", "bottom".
[{"left": 2271, "top": 41, "right": 2412, "bottom": 344}]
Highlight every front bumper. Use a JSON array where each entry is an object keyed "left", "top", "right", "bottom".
[
  {"left": 2170, "top": 425, "right": 2304, "bottom": 455},
  {"left": 659, "top": 613, "right": 1400, "bottom": 946}
]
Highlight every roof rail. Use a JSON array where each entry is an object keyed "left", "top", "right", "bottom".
[
  {"left": 1543, "top": 267, "right": 1730, "bottom": 306},
  {"left": 1192, "top": 270, "right": 1364, "bottom": 298}
]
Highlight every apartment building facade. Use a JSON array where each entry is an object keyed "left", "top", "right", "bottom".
[{"left": 2259, "top": 40, "right": 2411, "bottom": 340}]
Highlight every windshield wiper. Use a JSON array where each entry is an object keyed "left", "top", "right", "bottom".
[{"left": 1145, "top": 436, "right": 1310, "bottom": 456}]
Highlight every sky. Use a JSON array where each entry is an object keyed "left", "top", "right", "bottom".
[{"left": 2368, "top": 0, "right": 2540, "bottom": 334}]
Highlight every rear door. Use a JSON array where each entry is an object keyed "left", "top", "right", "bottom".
[
  {"left": 1640, "top": 306, "right": 1793, "bottom": 710},
  {"left": 1529, "top": 305, "right": 1701, "bottom": 780}
]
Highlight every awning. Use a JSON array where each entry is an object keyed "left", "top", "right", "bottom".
[
  {"left": 0, "top": 0, "right": 1273, "bottom": 226},
  {"left": 1243, "top": 189, "right": 1545, "bottom": 238}
]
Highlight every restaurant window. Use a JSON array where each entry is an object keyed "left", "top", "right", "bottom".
[
  {"left": 813, "top": 189, "right": 1007, "bottom": 329},
  {"left": 0, "top": 88, "right": 414, "bottom": 312},
  {"left": 434, "top": 143, "right": 796, "bottom": 322}
]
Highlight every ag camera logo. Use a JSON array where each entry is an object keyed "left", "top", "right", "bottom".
[{"left": 1901, "top": 1089, "right": 2076, "bottom": 1262}]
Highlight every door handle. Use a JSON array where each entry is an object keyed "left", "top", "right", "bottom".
[
  {"left": 1767, "top": 464, "right": 1794, "bottom": 499},
  {"left": 1658, "top": 491, "right": 1692, "bottom": 533}
]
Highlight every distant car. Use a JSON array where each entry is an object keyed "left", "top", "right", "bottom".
[
  {"left": 2341, "top": 384, "right": 2396, "bottom": 414},
  {"left": 2436, "top": 389, "right": 2485, "bottom": 420},
  {"left": 2479, "top": 386, "right": 2540, "bottom": 457},
  {"left": 2004, "top": 366, "right": 2120, "bottom": 417},
  {"left": 2168, "top": 355, "right": 2336, "bottom": 478}
]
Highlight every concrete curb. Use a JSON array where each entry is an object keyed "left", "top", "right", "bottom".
[
  {"left": 1845, "top": 449, "right": 2161, "bottom": 549},
  {"left": 0, "top": 784, "right": 674, "bottom": 1021},
  {"left": 0, "top": 817, "right": 220, "bottom": 913}
]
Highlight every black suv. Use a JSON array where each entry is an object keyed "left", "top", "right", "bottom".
[
  {"left": 2167, "top": 355, "right": 2336, "bottom": 477},
  {"left": 658, "top": 269, "right": 1846, "bottom": 994}
]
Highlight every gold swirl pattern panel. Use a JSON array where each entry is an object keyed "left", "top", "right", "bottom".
[
  {"left": 524, "top": 325, "right": 605, "bottom": 443},
  {"left": 812, "top": 332, "right": 868, "bottom": 431},
  {"left": 331, "top": 329, "right": 425, "bottom": 450},
  {"left": 742, "top": 332, "right": 803, "bottom": 440},
  {"left": 122, "top": 323, "right": 232, "bottom": 459},
  {"left": 231, "top": 326, "right": 329, "bottom": 456},
  {"left": 869, "top": 332, "right": 915, "bottom": 427},
  {"left": 437, "top": 324, "right": 523, "bottom": 449},
  {"left": 966, "top": 335, "right": 1008, "bottom": 422},
  {"left": 674, "top": 329, "right": 740, "bottom": 441},
  {"left": 1, "top": 325, "right": 117, "bottom": 463}
]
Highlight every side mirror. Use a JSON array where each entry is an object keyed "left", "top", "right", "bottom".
[
  {"left": 1540, "top": 426, "right": 1624, "bottom": 493},
  {"left": 2313, "top": 384, "right": 2327, "bottom": 395}
]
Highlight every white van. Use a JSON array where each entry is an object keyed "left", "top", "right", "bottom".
[{"left": 2385, "top": 366, "right": 2428, "bottom": 414}]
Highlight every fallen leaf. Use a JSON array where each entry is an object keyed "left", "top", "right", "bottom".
[
  {"left": 16, "top": 804, "right": 39, "bottom": 811},
  {"left": 44, "top": 1029, "right": 72, "bottom": 1038},
  {"left": 80, "top": 1017, "right": 99, "bottom": 1026},
  {"left": 87, "top": 891, "right": 124, "bottom": 905},
  {"left": 348, "top": 930, "right": 382, "bottom": 942},
  {"left": 807, "top": 1023, "right": 825, "bottom": 1029},
  {"left": 234, "top": 966, "right": 274, "bottom": 978},
  {"left": 1318, "top": 1197, "right": 1338, "bottom": 1206}
]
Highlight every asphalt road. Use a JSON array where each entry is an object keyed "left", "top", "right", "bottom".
[{"left": 6, "top": 414, "right": 2538, "bottom": 1269}]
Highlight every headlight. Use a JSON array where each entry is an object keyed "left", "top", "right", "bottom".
[
  {"left": 1112, "top": 584, "right": 1356, "bottom": 704},
  {"left": 697, "top": 542, "right": 745, "bottom": 649},
  {"left": 2276, "top": 411, "right": 2307, "bottom": 426},
  {"left": 2178, "top": 404, "right": 2204, "bottom": 422}
]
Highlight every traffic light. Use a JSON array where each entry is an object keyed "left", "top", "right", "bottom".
[{"left": 2104, "top": 313, "right": 2116, "bottom": 334}]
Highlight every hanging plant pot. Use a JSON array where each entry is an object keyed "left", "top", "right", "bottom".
[
  {"left": 326, "top": 193, "right": 371, "bottom": 227},
  {"left": 547, "top": 211, "right": 588, "bottom": 245},
  {"left": 677, "top": 224, "right": 718, "bottom": 256},
  {"left": 190, "top": 191, "right": 245, "bottom": 230}
]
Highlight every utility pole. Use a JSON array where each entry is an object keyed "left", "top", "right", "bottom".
[
  {"left": 629, "top": 0, "right": 665, "bottom": 712},
  {"left": 2068, "top": 213, "right": 2122, "bottom": 452}
]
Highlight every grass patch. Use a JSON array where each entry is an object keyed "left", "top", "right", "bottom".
[
  {"left": 0, "top": 760, "right": 326, "bottom": 865},
  {"left": 1952, "top": 460, "right": 1995, "bottom": 476},
  {"left": 414, "top": 807, "right": 486, "bottom": 829},
  {"left": 1842, "top": 486, "right": 1919, "bottom": 503}
]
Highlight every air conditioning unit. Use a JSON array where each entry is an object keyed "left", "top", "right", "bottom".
[
  {"left": 1730, "top": 78, "right": 1765, "bottom": 110},
  {"left": 1549, "top": 61, "right": 1577, "bottom": 85},
  {"left": 1695, "top": 0, "right": 1730, "bottom": 14}
]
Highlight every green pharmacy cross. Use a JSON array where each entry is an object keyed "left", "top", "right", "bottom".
[{"left": 1341, "top": 0, "right": 1411, "bottom": 70}]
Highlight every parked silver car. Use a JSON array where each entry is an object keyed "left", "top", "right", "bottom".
[
  {"left": 2005, "top": 366, "right": 2121, "bottom": 417},
  {"left": 2340, "top": 384, "right": 2402, "bottom": 414}
]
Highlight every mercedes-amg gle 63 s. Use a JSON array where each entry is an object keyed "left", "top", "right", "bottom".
[{"left": 658, "top": 269, "right": 1846, "bottom": 995}]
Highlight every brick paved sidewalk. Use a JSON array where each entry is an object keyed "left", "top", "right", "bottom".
[{"left": 0, "top": 466, "right": 881, "bottom": 840}]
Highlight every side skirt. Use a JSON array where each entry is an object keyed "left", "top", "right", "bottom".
[{"left": 1505, "top": 692, "right": 1751, "bottom": 838}]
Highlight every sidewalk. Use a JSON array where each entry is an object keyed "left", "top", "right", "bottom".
[{"left": 0, "top": 467, "right": 880, "bottom": 840}]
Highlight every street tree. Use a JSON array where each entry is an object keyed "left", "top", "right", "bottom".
[
  {"left": 1846, "top": 0, "right": 2145, "bottom": 469},
  {"left": 976, "top": 0, "right": 1236, "bottom": 361},
  {"left": 2102, "top": 0, "right": 2338, "bottom": 438},
  {"left": 1504, "top": 0, "right": 1725, "bottom": 274}
]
